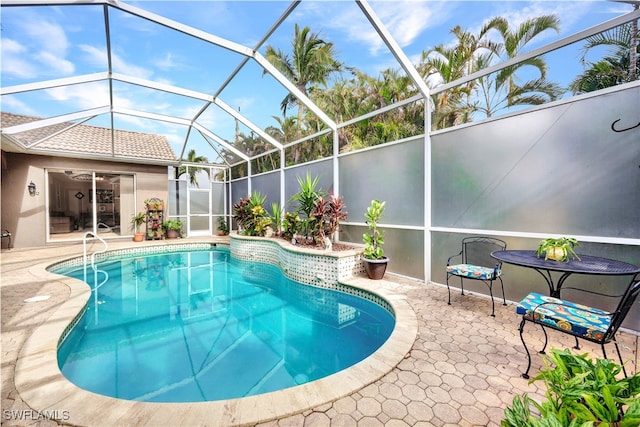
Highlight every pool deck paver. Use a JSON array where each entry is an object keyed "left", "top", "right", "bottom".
[{"left": 1, "top": 237, "right": 638, "bottom": 426}]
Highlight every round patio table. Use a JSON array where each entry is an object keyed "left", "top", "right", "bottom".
[{"left": 491, "top": 250, "right": 640, "bottom": 297}]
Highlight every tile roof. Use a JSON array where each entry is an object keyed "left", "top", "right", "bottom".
[{"left": 1, "top": 112, "right": 176, "bottom": 162}]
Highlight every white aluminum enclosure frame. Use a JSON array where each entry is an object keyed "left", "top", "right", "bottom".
[{"left": 1, "top": 0, "right": 639, "bottom": 282}]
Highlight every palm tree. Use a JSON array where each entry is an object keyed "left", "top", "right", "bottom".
[
  {"left": 570, "top": 22, "right": 639, "bottom": 94},
  {"left": 176, "top": 149, "right": 209, "bottom": 187},
  {"left": 265, "top": 115, "right": 298, "bottom": 144},
  {"left": 419, "top": 23, "right": 501, "bottom": 128},
  {"left": 476, "top": 15, "right": 564, "bottom": 117},
  {"left": 264, "top": 24, "right": 347, "bottom": 163}
]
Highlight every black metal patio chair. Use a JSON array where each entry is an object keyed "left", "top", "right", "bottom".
[
  {"left": 516, "top": 279, "right": 640, "bottom": 379},
  {"left": 446, "top": 236, "right": 507, "bottom": 316}
]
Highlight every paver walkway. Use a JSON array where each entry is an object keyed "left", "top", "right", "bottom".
[{"left": 1, "top": 239, "right": 637, "bottom": 426}]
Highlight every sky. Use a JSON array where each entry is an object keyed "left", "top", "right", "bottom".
[{"left": 0, "top": 0, "right": 635, "bottom": 163}]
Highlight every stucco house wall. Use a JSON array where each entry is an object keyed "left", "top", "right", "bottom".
[{"left": 1, "top": 152, "right": 168, "bottom": 249}]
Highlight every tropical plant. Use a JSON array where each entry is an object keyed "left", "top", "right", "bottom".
[
  {"left": 419, "top": 23, "right": 498, "bottom": 128},
  {"left": 232, "top": 197, "right": 251, "bottom": 231},
  {"left": 535, "top": 237, "right": 581, "bottom": 262},
  {"left": 420, "top": 14, "right": 564, "bottom": 125},
  {"left": 232, "top": 192, "right": 271, "bottom": 237},
  {"left": 144, "top": 198, "right": 164, "bottom": 211},
  {"left": 290, "top": 173, "right": 326, "bottom": 239},
  {"left": 326, "top": 193, "right": 348, "bottom": 239},
  {"left": 570, "top": 22, "right": 639, "bottom": 94},
  {"left": 310, "top": 195, "right": 329, "bottom": 245},
  {"left": 363, "top": 199, "right": 386, "bottom": 260},
  {"left": 130, "top": 212, "right": 146, "bottom": 233},
  {"left": 217, "top": 217, "right": 229, "bottom": 235},
  {"left": 265, "top": 115, "right": 298, "bottom": 145},
  {"left": 312, "top": 69, "right": 424, "bottom": 150},
  {"left": 282, "top": 211, "right": 301, "bottom": 240},
  {"left": 502, "top": 349, "right": 640, "bottom": 426},
  {"left": 175, "top": 149, "right": 209, "bottom": 188},
  {"left": 264, "top": 23, "right": 348, "bottom": 163},
  {"left": 269, "top": 202, "right": 283, "bottom": 237},
  {"left": 291, "top": 191, "right": 349, "bottom": 248},
  {"left": 475, "top": 15, "right": 564, "bottom": 118},
  {"left": 162, "top": 218, "right": 183, "bottom": 231}
]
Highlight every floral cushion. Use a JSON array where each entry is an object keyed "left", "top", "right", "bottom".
[
  {"left": 516, "top": 292, "right": 611, "bottom": 340},
  {"left": 446, "top": 264, "right": 500, "bottom": 280}
]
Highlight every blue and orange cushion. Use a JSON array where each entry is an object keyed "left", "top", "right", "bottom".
[
  {"left": 446, "top": 264, "right": 501, "bottom": 280},
  {"left": 516, "top": 292, "right": 611, "bottom": 340}
]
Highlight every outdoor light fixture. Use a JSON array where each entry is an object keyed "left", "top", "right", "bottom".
[{"left": 27, "top": 181, "right": 37, "bottom": 196}]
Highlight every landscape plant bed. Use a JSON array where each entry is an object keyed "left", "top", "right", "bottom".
[{"left": 230, "top": 234, "right": 366, "bottom": 285}]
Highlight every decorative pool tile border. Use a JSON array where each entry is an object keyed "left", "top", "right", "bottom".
[
  {"left": 57, "top": 305, "right": 87, "bottom": 348},
  {"left": 231, "top": 234, "right": 366, "bottom": 282},
  {"left": 230, "top": 235, "right": 392, "bottom": 315},
  {"left": 48, "top": 242, "right": 225, "bottom": 273}
]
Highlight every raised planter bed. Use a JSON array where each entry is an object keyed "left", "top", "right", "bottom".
[{"left": 230, "top": 233, "right": 366, "bottom": 287}]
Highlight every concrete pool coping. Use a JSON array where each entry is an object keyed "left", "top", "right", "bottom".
[{"left": 14, "top": 239, "right": 418, "bottom": 426}]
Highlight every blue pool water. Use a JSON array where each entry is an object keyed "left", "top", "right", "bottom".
[{"left": 56, "top": 248, "right": 394, "bottom": 402}]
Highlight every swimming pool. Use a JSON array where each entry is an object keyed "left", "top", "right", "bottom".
[{"left": 56, "top": 247, "right": 395, "bottom": 402}]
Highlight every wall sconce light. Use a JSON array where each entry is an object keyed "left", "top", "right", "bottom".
[{"left": 28, "top": 181, "right": 37, "bottom": 196}]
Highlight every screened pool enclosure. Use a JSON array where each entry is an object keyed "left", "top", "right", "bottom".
[{"left": 1, "top": 1, "right": 639, "bottom": 331}]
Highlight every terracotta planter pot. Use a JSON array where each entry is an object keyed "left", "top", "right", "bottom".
[
  {"left": 363, "top": 257, "right": 389, "bottom": 280},
  {"left": 132, "top": 233, "right": 144, "bottom": 242},
  {"left": 166, "top": 229, "right": 180, "bottom": 239}
]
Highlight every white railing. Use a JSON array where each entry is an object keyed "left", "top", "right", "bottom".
[{"left": 82, "top": 231, "right": 109, "bottom": 323}]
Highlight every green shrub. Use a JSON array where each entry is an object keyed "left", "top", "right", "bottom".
[{"left": 502, "top": 349, "right": 640, "bottom": 426}]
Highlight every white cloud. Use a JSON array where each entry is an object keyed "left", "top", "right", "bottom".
[
  {"left": 369, "top": 2, "right": 449, "bottom": 47},
  {"left": 1, "top": 39, "right": 39, "bottom": 79},
  {"left": 112, "top": 51, "right": 154, "bottom": 79},
  {"left": 2, "top": 38, "right": 25, "bottom": 55},
  {"left": 294, "top": 1, "right": 453, "bottom": 58},
  {"left": 45, "top": 81, "right": 111, "bottom": 110},
  {"left": 21, "top": 16, "right": 76, "bottom": 76},
  {"left": 114, "top": 114, "right": 150, "bottom": 130},
  {"left": 0, "top": 12, "right": 76, "bottom": 79},
  {"left": 1, "top": 96, "right": 39, "bottom": 116},
  {"left": 79, "top": 44, "right": 153, "bottom": 79},
  {"left": 154, "top": 52, "right": 182, "bottom": 71},
  {"left": 78, "top": 44, "right": 108, "bottom": 69},
  {"left": 475, "top": 1, "right": 603, "bottom": 42},
  {"left": 35, "top": 51, "right": 75, "bottom": 75},
  {"left": 23, "top": 18, "right": 69, "bottom": 58}
]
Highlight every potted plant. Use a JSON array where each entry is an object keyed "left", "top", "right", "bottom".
[
  {"left": 362, "top": 199, "right": 389, "bottom": 280},
  {"left": 535, "top": 237, "right": 581, "bottom": 262},
  {"left": 502, "top": 348, "right": 640, "bottom": 426},
  {"left": 155, "top": 227, "right": 164, "bottom": 239},
  {"left": 130, "top": 212, "right": 146, "bottom": 242},
  {"left": 216, "top": 217, "right": 229, "bottom": 236},
  {"left": 145, "top": 198, "right": 164, "bottom": 211},
  {"left": 162, "top": 219, "right": 183, "bottom": 239}
]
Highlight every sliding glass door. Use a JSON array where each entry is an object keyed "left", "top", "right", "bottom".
[{"left": 47, "top": 170, "right": 135, "bottom": 241}]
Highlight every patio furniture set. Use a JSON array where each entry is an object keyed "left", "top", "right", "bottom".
[{"left": 445, "top": 237, "right": 640, "bottom": 378}]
